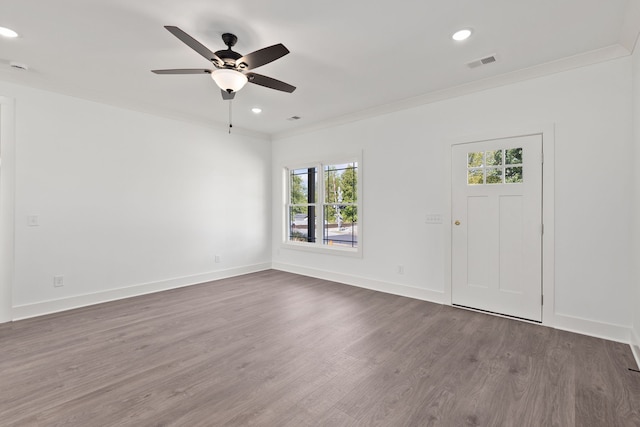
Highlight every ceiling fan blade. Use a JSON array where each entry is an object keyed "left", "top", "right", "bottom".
[
  {"left": 221, "top": 90, "right": 235, "bottom": 100},
  {"left": 152, "top": 69, "right": 212, "bottom": 74},
  {"left": 164, "top": 26, "right": 223, "bottom": 66},
  {"left": 236, "top": 44, "right": 289, "bottom": 70},
  {"left": 246, "top": 73, "right": 296, "bottom": 93}
]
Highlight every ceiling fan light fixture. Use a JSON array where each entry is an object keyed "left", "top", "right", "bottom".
[
  {"left": 452, "top": 28, "right": 472, "bottom": 41},
  {"left": 211, "top": 69, "right": 248, "bottom": 93},
  {"left": 154, "top": 27, "right": 296, "bottom": 100}
]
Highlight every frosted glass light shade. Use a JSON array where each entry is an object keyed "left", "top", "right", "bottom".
[{"left": 211, "top": 69, "right": 248, "bottom": 92}]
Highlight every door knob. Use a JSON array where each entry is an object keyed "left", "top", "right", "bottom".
[{"left": 454, "top": 220, "right": 461, "bottom": 226}]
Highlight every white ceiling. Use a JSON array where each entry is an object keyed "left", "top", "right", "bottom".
[{"left": 0, "top": 0, "right": 637, "bottom": 137}]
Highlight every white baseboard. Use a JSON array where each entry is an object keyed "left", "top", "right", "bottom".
[
  {"left": 13, "top": 262, "right": 637, "bottom": 363},
  {"left": 271, "top": 262, "right": 446, "bottom": 304},
  {"left": 11, "top": 263, "right": 271, "bottom": 321},
  {"left": 553, "top": 313, "right": 631, "bottom": 344},
  {"left": 272, "top": 263, "right": 637, "bottom": 347},
  {"left": 631, "top": 328, "right": 640, "bottom": 370}
]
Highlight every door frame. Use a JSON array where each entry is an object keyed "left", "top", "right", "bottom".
[
  {"left": 444, "top": 124, "right": 555, "bottom": 326},
  {"left": 0, "top": 96, "right": 16, "bottom": 323}
]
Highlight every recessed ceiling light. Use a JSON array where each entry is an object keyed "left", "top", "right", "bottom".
[
  {"left": 0, "top": 27, "right": 19, "bottom": 38},
  {"left": 251, "top": 107, "right": 262, "bottom": 114},
  {"left": 452, "top": 28, "right": 472, "bottom": 41}
]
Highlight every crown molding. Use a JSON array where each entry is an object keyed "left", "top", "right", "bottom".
[
  {"left": 0, "top": 76, "right": 270, "bottom": 141},
  {"left": 272, "top": 44, "right": 630, "bottom": 141},
  {"left": 620, "top": 0, "right": 640, "bottom": 53}
]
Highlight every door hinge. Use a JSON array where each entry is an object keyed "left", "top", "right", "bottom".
[
  {"left": 541, "top": 152, "right": 544, "bottom": 164},
  {"left": 541, "top": 224, "right": 544, "bottom": 235},
  {"left": 541, "top": 295, "right": 544, "bottom": 305}
]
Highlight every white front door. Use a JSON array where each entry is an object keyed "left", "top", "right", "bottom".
[{"left": 451, "top": 134, "right": 543, "bottom": 322}]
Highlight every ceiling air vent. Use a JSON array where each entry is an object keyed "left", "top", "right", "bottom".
[
  {"left": 467, "top": 54, "right": 497, "bottom": 69},
  {"left": 287, "top": 116, "right": 301, "bottom": 121}
]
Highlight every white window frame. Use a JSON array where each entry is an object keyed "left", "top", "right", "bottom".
[{"left": 282, "top": 154, "right": 362, "bottom": 257}]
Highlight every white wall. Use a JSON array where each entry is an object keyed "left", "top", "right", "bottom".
[
  {"left": 272, "top": 57, "right": 634, "bottom": 340},
  {"left": 0, "top": 54, "right": 635, "bottom": 348},
  {"left": 0, "top": 81, "right": 272, "bottom": 319},
  {"left": 632, "top": 43, "right": 640, "bottom": 363}
]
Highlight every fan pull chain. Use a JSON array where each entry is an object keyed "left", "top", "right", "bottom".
[{"left": 228, "top": 100, "right": 233, "bottom": 134}]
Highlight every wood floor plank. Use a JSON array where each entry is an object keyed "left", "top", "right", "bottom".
[{"left": 1, "top": 270, "right": 639, "bottom": 426}]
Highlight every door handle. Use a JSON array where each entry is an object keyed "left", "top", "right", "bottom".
[{"left": 454, "top": 220, "right": 461, "bottom": 226}]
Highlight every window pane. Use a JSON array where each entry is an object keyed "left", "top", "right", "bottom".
[
  {"left": 468, "top": 168, "right": 484, "bottom": 185},
  {"left": 323, "top": 205, "right": 357, "bottom": 248},
  {"left": 289, "top": 206, "right": 316, "bottom": 243},
  {"left": 325, "top": 167, "right": 339, "bottom": 203},
  {"left": 324, "top": 162, "right": 357, "bottom": 204},
  {"left": 468, "top": 152, "right": 484, "bottom": 167},
  {"left": 486, "top": 168, "right": 502, "bottom": 184},
  {"left": 290, "top": 168, "right": 317, "bottom": 203},
  {"left": 506, "top": 148, "right": 523, "bottom": 165},
  {"left": 485, "top": 150, "right": 502, "bottom": 166},
  {"left": 505, "top": 167, "right": 523, "bottom": 183}
]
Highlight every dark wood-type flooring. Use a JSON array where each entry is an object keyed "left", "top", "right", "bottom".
[{"left": 1, "top": 270, "right": 639, "bottom": 426}]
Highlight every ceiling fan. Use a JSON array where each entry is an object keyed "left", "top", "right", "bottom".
[{"left": 152, "top": 26, "right": 296, "bottom": 100}]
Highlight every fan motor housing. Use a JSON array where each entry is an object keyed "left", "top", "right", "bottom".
[
  {"left": 215, "top": 33, "right": 243, "bottom": 67},
  {"left": 215, "top": 49, "right": 242, "bottom": 63}
]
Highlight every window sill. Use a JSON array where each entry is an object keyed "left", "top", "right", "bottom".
[{"left": 281, "top": 241, "right": 362, "bottom": 258}]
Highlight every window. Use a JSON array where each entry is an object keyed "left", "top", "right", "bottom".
[
  {"left": 286, "top": 160, "right": 359, "bottom": 252},
  {"left": 467, "top": 148, "right": 523, "bottom": 185}
]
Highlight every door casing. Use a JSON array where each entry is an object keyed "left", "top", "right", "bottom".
[{"left": 0, "top": 96, "right": 16, "bottom": 323}]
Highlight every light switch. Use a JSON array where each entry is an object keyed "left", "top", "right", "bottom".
[{"left": 425, "top": 213, "right": 443, "bottom": 224}]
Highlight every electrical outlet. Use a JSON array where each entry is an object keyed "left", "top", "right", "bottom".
[
  {"left": 53, "top": 275, "right": 64, "bottom": 287},
  {"left": 214, "top": 255, "right": 221, "bottom": 263},
  {"left": 397, "top": 265, "right": 405, "bottom": 275}
]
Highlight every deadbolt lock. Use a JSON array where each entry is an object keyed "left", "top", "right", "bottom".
[{"left": 454, "top": 220, "right": 461, "bottom": 226}]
